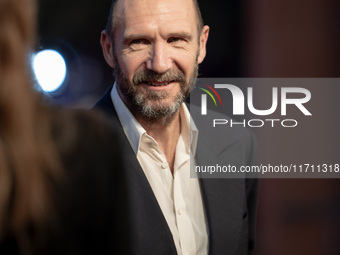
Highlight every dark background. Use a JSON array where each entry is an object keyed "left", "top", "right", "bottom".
[{"left": 37, "top": 0, "right": 340, "bottom": 254}]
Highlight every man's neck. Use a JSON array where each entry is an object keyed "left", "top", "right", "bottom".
[{"left": 137, "top": 110, "right": 181, "bottom": 174}]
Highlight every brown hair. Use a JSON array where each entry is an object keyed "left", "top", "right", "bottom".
[
  {"left": 105, "top": 0, "right": 204, "bottom": 38},
  {"left": 0, "top": 0, "right": 61, "bottom": 248}
]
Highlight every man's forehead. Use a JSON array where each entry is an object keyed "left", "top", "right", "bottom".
[{"left": 116, "top": 0, "right": 196, "bottom": 24}]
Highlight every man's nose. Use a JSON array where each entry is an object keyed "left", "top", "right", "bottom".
[{"left": 146, "top": 42, "right": 172, "bottom": 74}]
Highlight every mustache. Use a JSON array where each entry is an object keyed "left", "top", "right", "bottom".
[{"left": 132, "top": 69, "right": 186, "bottom": 85}]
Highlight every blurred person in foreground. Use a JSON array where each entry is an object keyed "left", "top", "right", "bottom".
[
  {"left": 96, "top": 0, "right": 258, "bottom": 254},
  {"left": 0, "top": 0, "right": 127, "bottom": 254}
]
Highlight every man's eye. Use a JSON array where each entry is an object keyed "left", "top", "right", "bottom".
[
  {"left": 168, "top": 37, "right": 183, "bottom": 43},
  {"left": 131, "top": 39, "right": 148, "bottom": 45}
]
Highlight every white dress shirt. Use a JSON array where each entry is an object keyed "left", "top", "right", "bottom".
[{"left": 111, "top": 84, "right": 208, "bottom": 255}]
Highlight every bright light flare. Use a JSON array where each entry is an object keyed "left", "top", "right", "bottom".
[{"left": 32, "top": 49, "right": 67, "bottom": 92}]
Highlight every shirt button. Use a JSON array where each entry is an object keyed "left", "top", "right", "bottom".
[
  {"left": 177, "top": 209, "right": 182, "bottom": 215},
  {"left": 161, "top": 162, "right": 168, "bottom": 169}
]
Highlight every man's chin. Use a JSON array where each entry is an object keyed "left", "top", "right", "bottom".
[
  {"left": 135, "top": 100, "right": 182, "bottom": 120},
  {"left": 144, "top": 98, "right": 177, "bottom": 107}
]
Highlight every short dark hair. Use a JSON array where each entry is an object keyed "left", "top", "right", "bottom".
[{"left": 105, "top": 0, "right": 204, "bottom": 38}]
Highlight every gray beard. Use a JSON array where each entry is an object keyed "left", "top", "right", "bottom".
[
  {"left": 132, "top": 88, "right": 185, "bottom": 121},
  {"left": 114, "top": 62, "right": 198, "bottom": 123}
]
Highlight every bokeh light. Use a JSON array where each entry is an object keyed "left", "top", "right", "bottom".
[{"left": 32, "top": 49, "right": 67, "bottom": 92}]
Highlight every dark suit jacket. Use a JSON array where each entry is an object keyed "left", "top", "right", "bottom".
[{"left": 95, "top": 89, "right": 258, "bottom": 255}]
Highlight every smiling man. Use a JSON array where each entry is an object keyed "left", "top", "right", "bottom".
[
  {"left": 96, "top": 0, "right": 258, "bottom": 254},
  {"left": 100, "top": 0, "right": 208, "bottom": 174}
]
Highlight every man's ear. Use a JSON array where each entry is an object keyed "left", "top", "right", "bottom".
[
  {"left": 197, "top": 25, "right": 210, "bottom": 64},
  {"left": 100, "top": 30, "right": 116, "bottom": 68}
]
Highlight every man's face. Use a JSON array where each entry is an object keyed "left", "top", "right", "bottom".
[{"left": 102, "top": 0, "right": 209, "bottom": 120}]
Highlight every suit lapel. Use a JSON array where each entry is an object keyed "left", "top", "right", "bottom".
[{"left": 196, "top": 132, "right": 245, "bottom": 255}]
